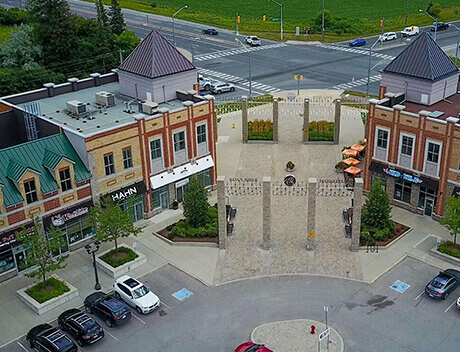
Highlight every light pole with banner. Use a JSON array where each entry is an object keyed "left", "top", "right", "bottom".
[
  {"left": 172, "top": 5, "right": 188, "bottom": 47},
  {"left": 419, "top": 9, "right": 437, "bottom": 42},
  {"left": 268, "top": 0, "right": 283, "bottom": 41},
  {"left": 235, "top": 38, "right": 252, "bottom": 97},
  {"left": 85, "top": 241, "right": 102, "bottom": 290}
]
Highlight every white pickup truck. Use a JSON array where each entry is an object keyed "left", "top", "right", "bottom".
[
  {"left": 400, "top": 26, "right": 419, "bottom": 37},
  {"left": 245, "top": 35, "right": 261, "bottom": 46}
]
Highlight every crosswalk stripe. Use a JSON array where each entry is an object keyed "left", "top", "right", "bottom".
[
  {"left": 195, "top": 43, "right": 288, "bottom": 62},
  {"left": 317, "top": 43, "right": 395, "bottom": 61}
]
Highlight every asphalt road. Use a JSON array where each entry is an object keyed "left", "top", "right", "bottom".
[
  {"left": 1, "top": 0, "right": 459, "bottom": 99},
  {"left": 3, "top": 257, "right": 460, "bottom": 352}
]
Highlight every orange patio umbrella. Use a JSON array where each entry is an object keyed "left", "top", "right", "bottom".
[
  {"left": 341, "top": 149, "right": 359, "bottom": 157},
  {"left": 342, "top": 157, "right": 361, "bottom": 166},
  {"left": 344, "top": 166, "right": 363, "bottom": 175},
  {"left": 350, "top": 144, "right": 365, "bottom": 152}
]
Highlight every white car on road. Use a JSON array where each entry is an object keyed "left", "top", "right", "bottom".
[
  {"left": 400, "top": 26, "right": 419, "bottom": 37},
  {"left": 113, "top": 275, "right": 160, "bottom": 314},
  {"left": 378, "top": 32, "right": 397, "bottom": 42},
  {"left": 245, "top": 35, "right": 261, "bottom": 46}
]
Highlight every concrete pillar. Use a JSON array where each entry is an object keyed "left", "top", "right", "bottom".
[
  {"left": 67, "top": 77, "right": 79, "bottom": 92},
  {"left": 334, "top": 99, "right": 341, "bottom": 145},
  {"left": 351, "top": 178, "right": 364, "bottom": 251},
  {"left": 262, "top": 177, "right": 271, "bottom": 250},
  {"left": 273, "top": 99, "right": 279, "bottom": 143},
  {"left": 43, "top": 83, "right": 55, "bottom": 97},
  {"left": 168, "top": 183, "right": 175, "bottom": 206},
  {"left": 303, "top": 99, "right": 310, "bottom": 144},
  {"left": 307, "top": 178, "right": 317, "bottom": 250},
  {"left": 242, "top": 96, "right": 248, "bottom": 143},
  {"left": 217, "top": 176, "right": 227, "bottom": 250},
  {"left": 90, "top": 73, "right": 101, "bottom": 86}
]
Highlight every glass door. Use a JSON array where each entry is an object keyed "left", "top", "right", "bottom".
[
  {"left": 176, "top": 185, "right": 186, "bottom": 203},
  {"left": 159, "top": 192, "right": 169, "bottom": 209},
  {"left": 133, "top": 202, "right": 144, "bottom": 222},
  {"left": 424, "top": 197, "right": 434, "bottom": 216}
]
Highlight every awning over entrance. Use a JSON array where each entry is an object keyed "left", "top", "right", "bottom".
[{"left": 150, "top": 156, "right": 215, "bottom": 190}]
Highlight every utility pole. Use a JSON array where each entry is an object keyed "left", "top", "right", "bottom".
[
  {"left": 321, "top": 0, "right": 325, "bottom": 41},
  {"left": 119, "top": 50, "right": 123, "bottom": 65},
  {"left": 236, "top": 12, "right": 239, "bottom": 36}
]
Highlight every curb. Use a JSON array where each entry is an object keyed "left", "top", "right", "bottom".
[
  {"left": 358, "top": 225, "right": 413, "bottom": 251},
  {"left": 152, "top": 231, "right": 219, "bottom": 248}
]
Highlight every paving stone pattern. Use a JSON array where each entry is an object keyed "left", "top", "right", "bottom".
[{"left": 216, "top": 94, "right": 364, "bottom": 283}]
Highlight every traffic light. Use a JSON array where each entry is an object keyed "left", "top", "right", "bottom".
[
  {"left": 380, "top": 19, "right": 383, "bottom": 27},
  {"left": 294, "top": 75, "right": 298, "bottom": 80},
  {"left": 238, "top": 15, "right": 241, "bottom": 24},
  {"left": 300, "top": 75, "right": 303, "bottom": 81},
  {"left": 263, "top": 15, "right": 266, "bottom": 21}
]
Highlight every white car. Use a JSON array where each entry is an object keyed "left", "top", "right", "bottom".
[
  {"left": 210, "top": 82, "right": 235, "bottom": 94},
  {"left": 245, "top": 35, "right": 261, "bottom": 46},
  {"left": 378, "top": 32, "right": 397, "bottom": 42},
  {"left": 113, "top": 275, "right": 160, "bottom": 314},
  {"left": 400, "top": 26, "right": 419, "bottom": 37}
]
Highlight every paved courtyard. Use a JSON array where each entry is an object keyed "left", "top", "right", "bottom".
[{"left": 215, "top": 90, "right": 366, "bottom": 283}]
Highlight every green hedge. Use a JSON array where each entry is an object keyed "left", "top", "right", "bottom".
[
  {"left": 309, "top": 121, "right": 334, "bottom": 141},
  {"left": 26, "top": 277, "right": 70, "bottom": 304},
  {"left": 172, "top": 207, "right": 218, "bottom": 238},
  {"left": 439, "top": 241, "right": 460, "bottom": 258},
  {"left": 248, "top": 120, "right": 273, "bottom": 140},
  {"left": 100, "top": 247, "right": 138, "bottom": 268}
]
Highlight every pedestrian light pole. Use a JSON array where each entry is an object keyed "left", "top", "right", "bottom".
[
  {"left": 419, "top": 9, "right": 437, "bottom": 42},
  {"left": 172, "top": 5, "right": 188, "bottom": 47},
  {"left": 366, "top": 37, "right": 382, "bottom": 97},
  {"left": 85, "top": 241, "right": 102, "bottom": 290},
  {"left": 268, "top": 0, "right": 283, "bottom": 41},
  {"left": 236, "top": 38, "right": 252, "bottom": 97}
]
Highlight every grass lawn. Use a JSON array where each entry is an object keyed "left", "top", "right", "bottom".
[
  {"left": 92, "top": 0, "right": 460, "bottom": 40},
  {"left": 26, "top": 277, "right": 70, "bottom": 304},
  {"left": 100, "top": 246, "right": 138, "bottom": 267},
  {"left": 0, "top": 26, "right": 13, "bottom": 44}
]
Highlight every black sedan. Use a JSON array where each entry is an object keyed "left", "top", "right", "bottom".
[
  {"left": 431, "top": 22, "right": 449, "bottom": 31},
  {"left": 58, "top": 308, "right": 104, "bottom": 346},
  {"left": 425, "top": 269, "right": 460, "bottom": 300},
  {"left": 202, "top": 28, "right": 218, "bottom": 35}
]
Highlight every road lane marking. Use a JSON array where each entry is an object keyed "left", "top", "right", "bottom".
[
  {"left": 415, "top": 291, "right": 425, "bottom": 300},
  {"left": 105, "top": 330, "right": 119, "bottom": 341},
  {"left": 17, "top": 342, "right": 28, "bottom": 351},
  {"left": 131, "top": 312, "right": 146, "bottom": 324},
  {"left": 161, "top": 301, "right": 173, "bottom": 310},
  {"left": 444, "top": 300, "right": 456, "bottom": 313}
]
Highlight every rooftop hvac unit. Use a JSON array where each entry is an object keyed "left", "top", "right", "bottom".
[
  {"left": 66, "top": 100, "right": 87, "bottom": 116},
  {"left": 95, "top": 91, "right": 115, "bottom": 107},
  {"left": 140, "top": 101, "right": 159, "bottom": 115}
]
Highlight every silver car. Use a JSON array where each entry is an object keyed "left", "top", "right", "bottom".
[{"left": 210, "top": 82, "right": 235, "bottom": 94}]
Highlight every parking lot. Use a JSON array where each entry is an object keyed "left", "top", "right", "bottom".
[{"left": 4, "top": 258, "right": 460, "bottom": 352}]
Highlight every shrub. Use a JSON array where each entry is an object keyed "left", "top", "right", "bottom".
[
  {"left": 309, "top": 121, "right": 334, "bottom": 141},
  {"left": 26, "top": 277, "right": 70, "bottom": 304},
  {"left": 335, "top": 161, "right": 347, "bottom": 170},
  {"left": 100, "top": 247, "right": 138, "bottom": 268},
  {"left": 438, "top": 241, "right": 460, "bottom": 258},
  {"left": 248, "top": 119, "right": 273, "bottom": 140},
  {"left": 172, "top": 207, "right": 218, "bottom": 238}
]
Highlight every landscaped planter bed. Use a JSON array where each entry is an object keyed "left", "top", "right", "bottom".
[
  {"left": 96, "top": 244, "right": 147, "bottom": 278},
  {"left": 155, "top": 228, "right": 218, "bottom": 247},
  {"left": 359, "top": 222, "right": 411, "bottom": 249}
]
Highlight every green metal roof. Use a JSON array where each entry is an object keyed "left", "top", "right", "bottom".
[{"left": 0, "top": 134, "right": 92, "bottom": 207}]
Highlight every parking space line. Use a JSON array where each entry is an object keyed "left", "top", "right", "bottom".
[
  {"left": 161, "top": 301, "right": 173, "bottom": 310},
  {"left": 17, "top": 342, "right": 28, "bottom": 351},
  {"left": 444, "top": 301, "right": 456, "bottom": 313},
  {"left": 415, "top": 291, "right": 425, "bottom": 300},
  {"left": 131, "top": 312, "right": 146, "bottom": 324},
  {"left": 105, "top": 330, "right": 119, "bottom": 341}
]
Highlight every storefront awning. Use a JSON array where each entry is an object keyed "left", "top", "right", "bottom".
[{"left": 150, "top": 156, "right": 215, "bottom": 190}]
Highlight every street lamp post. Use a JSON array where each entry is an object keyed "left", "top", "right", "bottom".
[
  {"left": 268, "top": 0, "right": 283, "bottom": 41},
  {"left": 235, "top": 38, "right": 252, "bottom": 97},
  {"left": 85, "top": 241, "right": 101, "bottom": 290},
  {"left": 419, "top": 9, "right": 437, "bottom": 42},
  {"left": 366, "top": 38, "right": 382, "bottom": 97},
  {"left": 172, "top": 5, "right": 188, "bottom": 47}
]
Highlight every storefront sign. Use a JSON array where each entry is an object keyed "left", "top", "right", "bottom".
[
  {"left": 0, "top": 225, "right": 34, "bottom": 248},
  {"left": 51, "top": 207, "right": 89, "bottom": 227},
  {"left": 176, "top": 178, "right": 190, "bottom": 188},
  {"left": 229, "top": 178, "right": 258, "bottom": 182},
  {"left": 107, "top": 182, "right": 147, "bottom": 203},
  {"left": 383, "top": 168, "right": 422, "bottom": 184}
]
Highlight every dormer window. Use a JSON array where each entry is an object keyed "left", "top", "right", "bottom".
[
  {"left": 24, "top": 179, "right": 38, "bottom": 204},
  {"left": 59, "top": 168, "right": 72, "bottom": 192}
]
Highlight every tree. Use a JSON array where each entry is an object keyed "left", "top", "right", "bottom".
[
  {"left": 362, "top": 179, "right": 393, "bottom": 231},
  {"left": 109, "top": 0, "right": 125, "bottom": 35},
  {"left": 0, "top": 24, "right": 42, "bottom": 69},
  {"left": 114, "top": 30, "right": 141, "bottom": 53},
  {"left": 16, "top": 219, "right": 68, "bottom": 283},
  {"left": 183, "top": 176, "right": 210, "bottom": 228},
  {"left": 440, "top": 196, "right": 460, "bottom": 245},
  {"left": 90, "top": 197, "right": 142, "bottom": 250},
  {"left": 428, "top": 3, "right": 443, "bottom": 18},
  {"left": 95, "top": 0, "right": 109, "bottom": 27}
]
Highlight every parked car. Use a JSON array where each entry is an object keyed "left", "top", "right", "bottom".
[
  {"left": 246, "top": 35, "right": 261, "bottom": 46},
  {"left": 26, "top": 324, "right": 79, "bottom": 352},
  {"left": 431, "top": 22, "right": 449, "bottom": 31},
  {"left": 202, "top": 28, "right": 218, "bottom": 35},
  {"left": 400, "top": 26, "right": 419, "bottom": 37},
  {"left": 425, "top": 269, "right": 460, "bottom": 300},
  {"left": 349, "top": 38, "right": 366, "bottom": 47},
  {"left": 84, "top": 292, "right": 132, "bottom": 327},
  {"left": 378, "top": 32, "right": 397, "bottom": 42},
  {"left": 235, "top": 342, "right": 273, "bottom": 352},
  {"left": 58, "top": 309, "right": 104, "bottom": 347},
  {"left": 210, "top": 82, "right": 235, "bottom": 94},
  {"left": 456, "top": 296, "right": 460, "bottom": 310},
  {"left": 198, "top": 73, "right": 212, "bottom": 90},
  {"left": 113, "top": 275, "right": 160, "bottom": 315}
]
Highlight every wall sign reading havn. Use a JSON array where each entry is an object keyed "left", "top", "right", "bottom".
[
  {"left": 107, "top": 182, "right": 147, "bottom": 203},
  {"left": 383, "top": 168, "right": 422, "bottom": 184}
]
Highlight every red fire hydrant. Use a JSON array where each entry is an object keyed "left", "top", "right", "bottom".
[{"left": 310, "top": 325, "right": 316, "bottom": 334}]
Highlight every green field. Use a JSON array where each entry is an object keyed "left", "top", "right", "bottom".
[
  {"left": 97, "top": 0, "right": 459, "bottom": 40},
  {"left": 0, "top": 25, "right": 13, "bottom": 44}
]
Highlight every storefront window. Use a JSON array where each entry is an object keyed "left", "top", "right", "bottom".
[
  {"left": 394, "top": 179, "right": 412, "bottom": 203},
  {"left": 370, "top": 172, "right": 386, "bottom": 190},
  {"left": 0, "top": 249, "right": 15, "bottom": 274},
  {"left": 121, "top": 193, "right": 145, "bottom": 223},
  {"left": 66, "top": 217, "right": 94, "bottom": 245},
  {"left": 197, "top": 169, "right": 212, "bottom": 188},
  {"left": 152, "top": 186, "right": 169, "bottom": 210},
  {"left": 47, "top": 232, "right": 69, "bottom": 257},
  {"left": 418, "top": 187, "right": 437, "bottom": 209}
]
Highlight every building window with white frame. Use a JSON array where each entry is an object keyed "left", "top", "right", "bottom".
[
  {"left": 104, "top": 153, "right": 115, "bottom": 176},
  {"left": 24, "top": 179, "right": 38, "bottom": 204},
  {"left": 123, "top": 148, "right": 133, "bottom": 169},
  {"left": 173, "top": 130, "right": 187, "bottom": 164},
  {"left": 375, "top": 128, "right": 389, "bottom": 161},
  {"left": 196, "top": 124, "right": 208, "bottom": 156},
  {"left": 399, "top": 134, "right": 414, "bottom": 169},
  {"left": 424, "top": 141, "right": 441, "bottom": 177},
  {"left": 59, "top": 168, "right": 72, "bottom": 192},
  {"left": 149, "top": 138, "right": 163, "bottom": 174}
]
